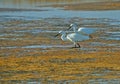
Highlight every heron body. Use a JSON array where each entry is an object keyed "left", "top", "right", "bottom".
[
  {"left": 55, "top": 24, "right": 96, "bottom": 48},
  {"left": 59, "top": 31, "right": 89, "bottom": 48}
]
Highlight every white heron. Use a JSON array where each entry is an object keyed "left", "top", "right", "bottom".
[
  {"left": 68, "top": 24, "right": 96, "bottom": 36},
  {"left": 55, "top": 30, "right": 90, "bottom": 48}
]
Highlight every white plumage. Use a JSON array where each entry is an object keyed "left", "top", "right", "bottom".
[
  {"left": 58, "top": 30, "right": 90, "bottom": 48},
  {"left": 55, "top": 24, "right": 96, "bottom": 48}
]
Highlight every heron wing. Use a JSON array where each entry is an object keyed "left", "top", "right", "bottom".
[
  {"left": 78, "top": 27, "right": 96, "bottom": 34},
  {"left": 67, "top": 33, "right": 89, "bottom": 42}
]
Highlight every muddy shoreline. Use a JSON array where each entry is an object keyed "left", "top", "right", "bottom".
[
  {"left": 0, "top": 8, "right": 47, "bottom": 12},
  {"left": 44, "top": 1, "right": 120, "bottom": 10}
]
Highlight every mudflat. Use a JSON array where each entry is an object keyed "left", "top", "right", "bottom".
[
  {"left": 51, "top": 1, "right": 120, "bottom": 10},
  {"left": 0, "top": 1, "right": 120, "bottom": 84},
  {"left": 0, "top": 17, "right": 120, "bottom": 83}
]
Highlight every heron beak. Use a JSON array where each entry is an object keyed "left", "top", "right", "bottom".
[
  {"left": 66, "top": 26, "right": 71, "bottom": 31},
  {"left": 54, "top": 33, "right": 60, "bottom": 37}
]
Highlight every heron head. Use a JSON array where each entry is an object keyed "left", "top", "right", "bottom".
[
  {"left": 70, "top": 23, "right": 77, "bottom": 27},
  {"left": 55, "top": 30, "right": 65, "bottom": 37},
  {"left": 59, "top": 30, "right": 65, "bottom": 34},
  {"left": 70, "top": 24, "right": 74, "bottom": 27},
  {"left": 67, "top": 23, "right": 77, "bottom": 31}
]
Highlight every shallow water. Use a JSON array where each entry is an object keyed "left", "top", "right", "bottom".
[
  {"left": 0, "top": 44, "right": 72, "bottom": 49},
  {"left": 1, "top": 8, "right": 120, "bottom": 21},
  {"left": 88, "top": 79, "right": 120, "bottom": 84},
  {"left": 8, "top": 79, "right": 78, "bottom": 84},
  {"left": 0, "top": 0, "right": 120, "bottom": 21},
  {"left": 100, "top": 31, "right": 120, "bottom": 41}
]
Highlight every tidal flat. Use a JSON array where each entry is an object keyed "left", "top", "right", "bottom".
[
  {"left": 0, "top": 17, "right": 120, "bottom": 84},
  {"left": 0, "top": 1, "right": 120, "bottom": 84}
]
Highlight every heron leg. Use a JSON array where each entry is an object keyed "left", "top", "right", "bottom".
[
  {"left": 75, "top": 44, "right": 77, "bottom": 48},
  {"left": 77, "top": 43, "right": 81, "bottom": 48},
  {"left": 89, "top": 35, "right": 93, "bottom": 39},
  {"left": 72, "top": 42, "right": 77, "bottom": 48},
  {"left": 72, "top": 43, "right": 80, "bottom": 48}
]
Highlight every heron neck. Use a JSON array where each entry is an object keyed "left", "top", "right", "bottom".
[
  {"left": 61, "top": 33, "right": 67, "bottom": 41},
  {"left": 73, "top": 27, "right": 77, "bottom": 32}
]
